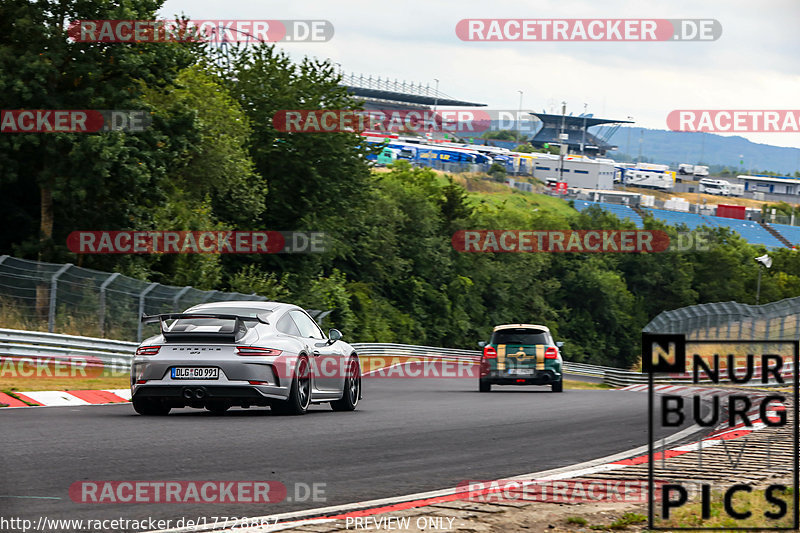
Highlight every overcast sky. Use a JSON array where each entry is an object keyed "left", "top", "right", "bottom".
[{"left": 159, "top": 0, "right": 800, "bottom": 148}]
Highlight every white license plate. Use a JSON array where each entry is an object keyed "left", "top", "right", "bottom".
[
  {"left": 508, "top": 368, "right": 534, "bottom": 375},
  {"left": 171, "top": 367, "right": 219, "bottom": 380}
]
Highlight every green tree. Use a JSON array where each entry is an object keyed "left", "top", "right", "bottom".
[
  {"left": 140, "top": 65, "right": 265, "bottom": 228},
  {"left": 481, "top": 130, "right": 517, "bottom": 141},
  {"left": 0, "top": 0, "right": 198, "bottom": 263}
]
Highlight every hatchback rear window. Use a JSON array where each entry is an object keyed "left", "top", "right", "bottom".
[{"left": 492, "top": 328, "right": 550, "bottom": 345}]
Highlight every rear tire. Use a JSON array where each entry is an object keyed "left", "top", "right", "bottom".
[
  {"left": 331, "top": 357, "right": 360, "bottom": 412},
  {"left": 272, "top": 357, "right": 311, "bottom": 416},
  {"left": 479, "top": 379, "right": 491, "bottom": 392},
  {"left": 551, "top": 379, "right": 563, "bottom": 393},
  {"left": 132, "top": 397, "right": 171, "bottom": 416}
]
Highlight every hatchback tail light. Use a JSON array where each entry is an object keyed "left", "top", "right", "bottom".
[
  {"left": 136, "top": 346, "right": 160, "bottom": 356},
  {"left": 236, "top": 346, "right": 282, "bottom": 356},
  {"left": 483, "top": 345, "right": 497, "bottom": 359},
  {"left": 544, "top": 347, "right": 558, "bottom": 359}
]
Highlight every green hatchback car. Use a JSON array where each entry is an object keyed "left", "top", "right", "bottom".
[{"left": 478, "top": 324, "right": 564, "bottom": 392}]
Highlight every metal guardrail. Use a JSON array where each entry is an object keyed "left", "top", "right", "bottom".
[
  {"left": 0, "top": 328, "right": 136, "bottom": 372},
  {"left": 3, "top": 329, "right": 784, "bottom": 388},
  {"left": 0, "top": 328, "right": 609, "bottom": 370},
  {"left": 0, "top": 330, "right": 487, "bottom": 372},
  {"left": 562, "top": 361, "right": 620, "bottom": 377},
  {"left": 350, "top": 343, "right": 480, "bottom": 361}
]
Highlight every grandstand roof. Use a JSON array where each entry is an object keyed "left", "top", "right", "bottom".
[
  {"left": 529, "top": 113, "right": 633, "bottom": 128},
  {"left": 344, "top": 87, "right": 486, "bottom": 107},
  {"left": 340, "top": 73, "right": 486, "bottom": 109},
  {"left": 528, "top": 112, "right": 634, "bottom": 156}
]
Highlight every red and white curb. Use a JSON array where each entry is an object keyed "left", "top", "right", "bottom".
[{"left": 0, "top": 389, "right": 130, "bottom": 408}]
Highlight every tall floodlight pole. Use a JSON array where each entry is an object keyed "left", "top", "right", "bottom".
[
  {"left": 581, "top": 103, "right": 587, "bottom": 155},
  {"left": 432, "top": 78, "right": 439, "bottom": 140},
  {"left": 559, "top": 101, "right": 567, "bottom": 185},
  {"left": 638, "top": 129, "right": 643, "bottom": 164},
  {"left": 755, "top": 254, "right": 772, "bottom": 305},
  {"left": 517, "top": 90, "right": 523, "bottom": 143},
  {"left": 626, "top": 116, "right": 633, "bottom": 161}
]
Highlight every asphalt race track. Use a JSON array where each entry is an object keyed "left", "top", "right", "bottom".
[{"left": 1, "top": 379, "right": 688, "bottom": 529}]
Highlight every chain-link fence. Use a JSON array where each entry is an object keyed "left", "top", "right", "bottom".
[
  {"left": 644, "top": 296, "right": 800, "bottom": 341},
  {"left": 0, "top": 255, "right": 268, "bottom": 342}
]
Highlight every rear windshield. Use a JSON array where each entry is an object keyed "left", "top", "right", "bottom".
[
  {"left": 169, "top": 308, "right": 272, "bottom": 332},
  {"left": 491, "top": 328, "right": 550, "bottom": 345},
  {"left": 184, "top": 307, "right": 273, "bottom": 318}
]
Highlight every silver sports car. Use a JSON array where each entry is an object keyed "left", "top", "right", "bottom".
[{"left": 131, "top": 301, "right": 361, "bottom": 416}]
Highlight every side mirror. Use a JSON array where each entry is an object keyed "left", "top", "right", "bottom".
[
  {"left": 556, "top": 341, "right": 564, "bottom": 348},
  {"left": 478, "top": 341, "right": 487, "bottom": 348},
  {"left": 328, "top": 329, "right": 343, "bottom": 342}
]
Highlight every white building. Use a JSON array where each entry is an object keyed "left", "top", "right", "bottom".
[
  {"left": 532, "top": 157, "right": 615, "bottom": 190},
  {"left": 737, "top": 175, "right": 800, "bottom": 196}
]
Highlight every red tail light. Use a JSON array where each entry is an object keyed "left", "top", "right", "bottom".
[
  {"left": 483, "top": 346, "right": 497, "bottom": 359},
  {"left": 236, "top": 346, "right": 282, "bottom": 356},
  {"left": 136, "top": 346, "right": 160, "bottom": 356},
  {"left": 545, "top": 347, "right": 558, "bottom": 359}
]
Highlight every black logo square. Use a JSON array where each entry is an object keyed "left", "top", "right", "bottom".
[{"left": 642, "top": 333, "right": 686, "bottom": 373}]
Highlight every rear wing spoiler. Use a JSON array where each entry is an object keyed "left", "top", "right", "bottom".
[{"left": 140, "top": 313, "right": 270, "bottom": 343}]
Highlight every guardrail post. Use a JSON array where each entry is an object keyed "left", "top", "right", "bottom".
[
  {"left": 98, "top": 272, "right": 121, "bottom": 338},
  {"left": 48, "top": 264, "right": 72, "bottom": 333},
  {"left": 172, "top": 286, "right": 191, "bottom": 312},
  {"left": 200, "top": 290, "right": 218, "bottom": 303},
  {"left": 136, "top": 282, "right": 159, "bottom": 342}
]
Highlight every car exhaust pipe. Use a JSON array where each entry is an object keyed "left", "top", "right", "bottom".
[
  {"left": 194, "top": 388, "right": 206, "bottom": 400},
  {"left": 182, "top": 388, "right": 194, "bottom": 400}
]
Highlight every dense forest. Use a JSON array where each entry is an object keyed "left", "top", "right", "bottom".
[{"left": 2, "top": 1, "right": 799, "bottom": 368}]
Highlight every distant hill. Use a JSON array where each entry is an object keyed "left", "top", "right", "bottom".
[{"left": 605, "top": 127, "right": 800, "bottom": 175}]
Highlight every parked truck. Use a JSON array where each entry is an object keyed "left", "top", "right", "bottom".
[{"left": 679, "top": 163, "right": 710, "bottom": 177}]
